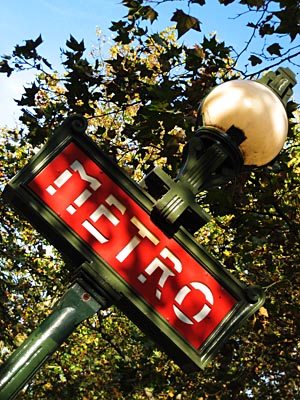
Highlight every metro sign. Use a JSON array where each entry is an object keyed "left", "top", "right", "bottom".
[
  {"left": 3, "top": 116, "right": 265, "bottom": 371},
  {"left": 28, "top": 141, "right": 236, "bottom": 349}
]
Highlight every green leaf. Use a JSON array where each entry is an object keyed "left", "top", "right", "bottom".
[
  {"left": 267, "top": 43, "right": 282, "bottom": 56},
  {"left": 16, "top": 83, "right": 39, "bottom": 106},
  {"left": 249, "top": 55, "right": 262, "bottom": 66},
  {"left": 33, "top": 34, "right": 43, "bottom": 48},
  {"left": 190, "top": 0, "right": 206, "bottom": 5},
  {"left": 149, "top": 33, "right": 168, "bottom": 47},
  {"left": 66, "top": 35, "right": 85, "bottom": 52},
  {"left": 109, "top": 20, "right": 127, "bottom": 32},
  {"left": 240, "top": 0, "right": 265, "bottom": 7},
  {"left": 274, "top": 8, "right": 300, "bottom": 41},
  {"left": 259, "top": 23, "right": 274, "bottom": 37},
  {"left": 218, "top": 0, "right": 234, "bottom": 5},
  {"left": 0, "top": 60, "right": 14, "bottom": 76},
  {"left": 109, "top": 21, "right": 132, "bottom": 44},
  {"left": 13, "top": 35, "right": 43, "bottom": 60},
  {"left": 140, "top": 6, "right": 158, "bottom": 22},
  {"left": 171, "top": 9, "right": 201, "bottom": 38}
]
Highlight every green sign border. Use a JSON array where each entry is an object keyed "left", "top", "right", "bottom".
[{"left": 2, "top": 115, "right": 265, "bottom": 371}]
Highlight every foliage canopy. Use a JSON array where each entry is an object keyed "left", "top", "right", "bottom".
[{"left": 0, "top": 0, "right": 299, "bottom": 398}]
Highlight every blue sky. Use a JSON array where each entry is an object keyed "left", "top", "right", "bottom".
[{"left": 0, "top": 0, "right": 298, "bottom": 128}]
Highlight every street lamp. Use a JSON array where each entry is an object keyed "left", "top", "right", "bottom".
[{"left": 144, "top": 67, "right": 296, "bottom": 236}]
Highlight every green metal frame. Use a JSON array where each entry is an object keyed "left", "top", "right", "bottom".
[{"left": 2, "top": 116, "right": 265, "bottom": 372}]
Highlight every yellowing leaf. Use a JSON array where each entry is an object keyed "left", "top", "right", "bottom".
[{"left": 258, "top": 306, "right": 269, "bottom": 318}]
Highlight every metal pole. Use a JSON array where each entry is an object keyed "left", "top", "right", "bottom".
[{"left": 0, "top": 282, "right": 106, "bottom": 400}]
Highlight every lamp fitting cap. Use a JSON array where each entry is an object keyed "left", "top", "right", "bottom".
[{"left": 257, "top": 67, "right": 296, "bottom": 107}]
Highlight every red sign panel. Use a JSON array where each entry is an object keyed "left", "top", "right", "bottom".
[{"left": 28, "top": 142, "right": 237, "bottom": 349}]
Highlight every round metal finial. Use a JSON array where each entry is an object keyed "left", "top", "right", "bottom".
[{"left": 70, "top": 115, "right": 88, "bottom": 134}]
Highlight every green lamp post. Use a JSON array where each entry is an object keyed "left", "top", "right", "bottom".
[{"left": 145, "top": 67, "right": 296, "bottom": 235}]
